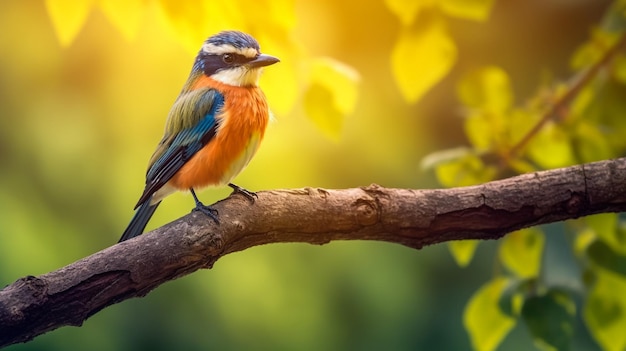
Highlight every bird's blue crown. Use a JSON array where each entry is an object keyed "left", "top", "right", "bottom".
[{"left": 205, "top": 31, "right": 260, "bottom": 50}]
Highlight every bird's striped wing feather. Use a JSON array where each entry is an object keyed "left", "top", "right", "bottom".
[{"left": 135, "top": 89, "right": 225, "bottom": 208}]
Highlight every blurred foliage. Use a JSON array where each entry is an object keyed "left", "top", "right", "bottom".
[
  {"left": 464, "top": 276, "right": 516, "bottom": 351},
  {"left": 423, "top": 0, "right": 626, "bottom": 349},
  {"left": 0, "top": 0, "right": 625, "bottom": 350}
]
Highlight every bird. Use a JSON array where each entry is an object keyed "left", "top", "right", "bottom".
[{"left": 118, "top": 30, "right": 279, "bottom": 242}]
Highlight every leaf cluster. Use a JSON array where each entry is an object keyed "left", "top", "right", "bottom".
[{"left": 422, "top": 2, "right": 626, "bottom": 349}]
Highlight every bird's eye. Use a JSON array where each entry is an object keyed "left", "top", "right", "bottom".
[{"left": 222, "top": 53, "right": 235, "bottom": 64}]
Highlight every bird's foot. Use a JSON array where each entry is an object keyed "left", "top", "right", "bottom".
[
  {"left": 192, "top": 203, "right": 220, "bottom": 224},
  {"left": 228, "top": 183, "right": 257, "bottom": 203},
  {"left": 190, "top": 188, "right": 219, "bottom": 224}
]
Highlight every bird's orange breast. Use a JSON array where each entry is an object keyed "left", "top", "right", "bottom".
[{"left": 169, "top": 77, "right": 270, "bottom": 191}]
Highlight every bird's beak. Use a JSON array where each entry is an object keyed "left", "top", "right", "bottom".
[{"left": 248, "top": 54, "right": 280, "bottom": 68}]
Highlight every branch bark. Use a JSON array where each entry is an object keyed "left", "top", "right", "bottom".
[{"left": 2, "top": 158, "right": 626, "bottom": 347}]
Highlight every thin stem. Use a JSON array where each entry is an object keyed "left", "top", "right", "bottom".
[{"left": 507, "top": 32, "right": 626, "bottom": 159}]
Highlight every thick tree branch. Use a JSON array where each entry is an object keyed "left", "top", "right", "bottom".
[{"left": 2, "top": 158, "right": 626, "bottom": 347}]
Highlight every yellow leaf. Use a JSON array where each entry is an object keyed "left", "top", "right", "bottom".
[
  {"left": 266, "top": 0, "right": 296, "bottom": 31},
  {"left": 255, "top": 33, "right": 301, "bottom": 115},
  {"left": 465, "top": 107, "right": 528, "bottom": 153},
  {"left": 526, "top": 121, "right": 576, "bottom": 169},
  {"left": 384, "top": 0, "right": 432, "bottom": 26},
  {"left": 98, "top": 0, "right": 144, "bottom": 41},
  {"left": 45, "top": 0, "right": 94, "bottom": 46},
  {"left": 391, "top": 18, "right": 457, "bottom": 103},
  {"left": 458, "top": 66, "right": 513, "bottom": 113},
  {"left": 464, "top": 277, "right": 517, "bottom": 351},
  {"left": 439, "top": 0, "right": 495, "bottom": 22},
  {"left": 435, "top": 153, "right": 497, "bottom": 187},
  {"left": 310, "top": 58, "right": 359, "bottom": 116},
  {"left": 238, "top": 0, "right": 296, "bottom": 31},
  {"left": 508, "top": 109, "right": 541, "bottom": 150},
  {"left": 586, "top": 214, "right": 617, "bottom": 241},
  {"left": 449, "top": 240, "right": 479, "bottom": 267},
  {"left": 584, "top": 270, "right": 626, "bottom": 351},
  {"left": 507, "top": 158, "right": 538, "bottom": 174},
  {"left": 574, "top": 228, "right": 596, "bottom": 256},
  {"left": 157, "top": 0, "right": 245, "bottom": 54},
  {"left": 569, "top": 85, "right": 594, "bottom": 118},
  {"left": 464, "top": 112, "right": 494, "bottom": 150},
  {"left": 571, "top": 28, "right": 619, "bottom": 70},
  {"left": 157, "top": 0, "right": 209, "bottom": 53},
  {"left": 499, "top": 228, "right": 545, "bottom": 278},
  {"left": 304, "top": 57, "right": 360, "bottom": 140}
]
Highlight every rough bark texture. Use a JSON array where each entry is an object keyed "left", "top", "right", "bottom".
[{"left": 2, "top": 158, "right": 626, "bottom": 347}]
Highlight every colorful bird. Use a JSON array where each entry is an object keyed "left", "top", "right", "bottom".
[{"left": 119, "top": 31, "right": 279, "bottom": 242}]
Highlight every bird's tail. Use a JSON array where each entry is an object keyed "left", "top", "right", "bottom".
[{"left": 118, "top": 200, "right": 161, "bottom": 242}]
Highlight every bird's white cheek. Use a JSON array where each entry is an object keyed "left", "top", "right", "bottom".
[{"left": 212, "top": 67, "right": 261, "bottom": 87}]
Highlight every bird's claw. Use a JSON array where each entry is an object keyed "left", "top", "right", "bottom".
[
  {"left": 192, "top": 203, "right": 220, "bottom": 224},
  {"left": 228, "top": 183, "right": 257, "bottom": 203},
  {"left": 190, "top": 188, "right": 219, "bottom": 224}
]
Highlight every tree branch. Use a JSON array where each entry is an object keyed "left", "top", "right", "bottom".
[{"left": 2, "top": 158, "right": 626, "bottom": 347}]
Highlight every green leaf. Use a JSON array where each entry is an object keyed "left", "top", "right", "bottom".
[
  {"left": 587, "top": 239, "right": 626, "bottom": 277},
  {"left": 522, "top": 289, "right": 576, "bottom": 351},
  {"left": 499, "top": 228, "right": 545, "bottom": 278},
  {"left": 526, "top": 121, "right": 576, "bottom": 169},
  {"left": 585, "top": 213, "right": 626, "bottom": 254},
  {"left": 498, "top": 278, "right": 532, "bottom": 317},
  {"left": 464, "top": 277, "right": 517, "bottom": 351},
  {"left": 439, "top": 0, "right": 495, "bottom": 22},
  {"left": 600, "top": 0, "right": 626, "bottom": 34},
  {"left": 584, "top": 270, "right": 626, "bottom": 351},
  {"left": 391, "top": 16, "right": 457, "bottom": 103},
  {"left": 574, "top": 121, "right": 614, "bottom": 163},
  {"left": 574, "top": 228, "right": 597, "bottom": 256},
  {"left": 449, "top": 240, "right": 479, "bottom": 267},
  {"left": 304, "top": 57, "right": 360, "bottom": 140},
  {"left": 614, "top": 54, "right": 626, "bottom": 84},
  {"left": 587, "top": 81, "right": 626, "bottom": 152}
]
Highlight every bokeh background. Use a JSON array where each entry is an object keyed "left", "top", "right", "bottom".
[{"left": 0, "top": 0, "right": 614, "bottom": 350}]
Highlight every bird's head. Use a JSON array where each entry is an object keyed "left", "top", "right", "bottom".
[{"left": 194, "top": 31, "right": 280, "bottom": 87}]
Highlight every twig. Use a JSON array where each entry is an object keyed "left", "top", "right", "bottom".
[{"left": 508, "top": 32, "right": 626, "bottom": 158}]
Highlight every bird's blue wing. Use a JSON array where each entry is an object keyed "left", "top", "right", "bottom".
[{"left": 134, "top": 89, "right": 225, "bottom": 208}]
